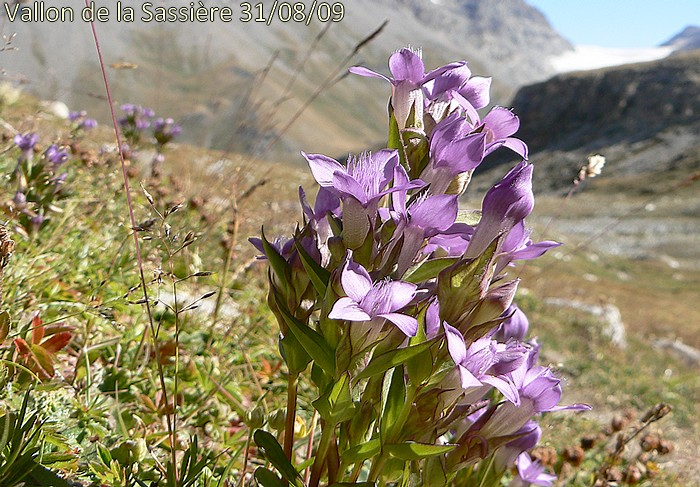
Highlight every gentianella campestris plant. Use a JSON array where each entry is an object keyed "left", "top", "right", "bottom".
[{"left": 251, "top": 47, "right": 589, "bottom": 487}]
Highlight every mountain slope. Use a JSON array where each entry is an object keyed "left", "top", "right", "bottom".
[
  {"left": 505, "top": 50, "right": 700, "bottom": 191},
  {"left": 1, "top": 0, "right": 569, "bottom": 157}
]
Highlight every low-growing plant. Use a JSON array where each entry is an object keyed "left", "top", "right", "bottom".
[{"left": 252, "top": 48, "right": 590, "bottom": 486}]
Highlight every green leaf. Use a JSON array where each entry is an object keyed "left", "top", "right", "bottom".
[
  {"left": 340, "top": 438, "right": 381, "bottom": 465},
  {"left": 254, "top": 467, "right": 288, "bottom": 487},
  {"left": 277, "top": 301, "right": 335, "bottom": 376},
  {"left": 312, "top": 374, "right": 355, "bottom": 423},
  {"left": 380, "top": 366, "right": 405, "bottom": 441},
  {"left": 261, "top": 228, "right": 291, "bottom": 295},
  {"left": 404, "top": 257, "right": 459, "bottom": 284},
  {"left": 294, "top": 237, "right": 330, "bottom": 296},
  {"left": 278, "top": 330, "right": 312, "bottom": 376},
  {"left": 355, "top": 339, "right": 436, "bottom": 381},
  {"left": 385, "top": 442, "right": 456, "bottom": 461},
  {"left": 253, "top": 430, "right": 302, "bottom": 487}
]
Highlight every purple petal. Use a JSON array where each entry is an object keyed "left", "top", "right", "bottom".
[
  {"left": 482, "top": 376, "right": 520, "bottom": 405},
  {"left": 459, "top": 76, "right": 492, "bottom": 109},
  {"left": 329, "top": 297, "right": 372, "bottom": 322},
  {"left": 333, "top": 171, "right": 371, "bottom": 205},
  {"left": 458, "top": 364, "right": 483, "bottom": 388},
  {"left": 425, "top": 298, "right": 441, "bottom": 339},
  {"left": 509, "top": 240, "right": 562, "bottom": 261},
  {"left": 302, "top": 152, "right": 344, "bottom": 187},
  {"left": 384, "top": 280, "right": 418, "bottom": 310},
  {"left": 349, "top": 66, "right": 391, "bottom": 83},
  {"left": 409, "top": 194, "right": 459, "bottom": 233},
  {"left": 444, "top": 322, "right": 467, "bottom": 365},
  {"left": 483, "top": 107, "right": 520, "bottom": 140},
  {"left": 341, "top": 258, "right": 373, "bottom": 302},
  {"left": 388, "top": 48, "right": 425, "bottom": 83},
  {"left": 379, "top": 312, "right": 418, "bottom": 336}
]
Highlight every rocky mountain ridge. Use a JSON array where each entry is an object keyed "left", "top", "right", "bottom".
[
  {"left": 1, "top": 0, "right": 570, "bottom": 158},
  {"left": 505, "top": 49, "right": 700, "bottom": 191}
]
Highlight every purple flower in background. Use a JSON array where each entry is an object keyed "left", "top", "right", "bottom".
[
  {"left": 153, "top": 117, "right": 182, "bottom": 146},
  {"left": 44, "top": 145, "right": 68, "bottom": 166},
  {"left": 14, "top": 132, "right": 38, "bottom": 153},
  {"left": 69, "top": 110, "right": 87, "bottom": 121},
  {"left": 329, "top": 254, "right": 418, "bottom": 337},
  {"left": 79, "top": 118, "right": 98, "bottom": 130},
  {"left": 350, "top": 47, "right": 426, "bottom": 129},
  {"left": 465, "top": 160, "right": 534, "bottom": 259},
  {"left": 509, "top": 453, "right": 557, "bottom": 487}
]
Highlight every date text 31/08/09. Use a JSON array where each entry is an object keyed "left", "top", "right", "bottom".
[{"left": 240, "top": 1, "right": 344, "bottom": 24}]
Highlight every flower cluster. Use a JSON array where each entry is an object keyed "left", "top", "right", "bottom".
[
  {"left": 8, "top": 132, "right": 73, "bottom": 235},
  {"left": 117, "top": 104, "right": 181, "bottom": 177},
  {"left": 68, "top": 110, "right": 98, "bottom": 132},
  {"left": 253, "top": 48, "right": 588, "bottom": 486}
]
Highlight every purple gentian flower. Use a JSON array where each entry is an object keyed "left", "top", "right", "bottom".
[
  {"left": 493, "top": 303, "right": 529, "bottom": 342},
  {"left": 422, "top": 112, "right": 486, "bottom": 194},
  {"left": 495, "top": 221, "right": 561, "bottom": 274},
  {"left": 299, "top": 186, "right": 340, "bottom": 266},
  {"left": 303, "top": 149, "right": 422, "bottom": 248},
  {"left": 443, "top": 329, "right": 524, "bottom": 404},
  {"left": 69, "top": 110, "right": 86, "bottom": 121},
  {"left": 465, "top": 160, "right": 534, "bottom": 259},
  {"left": 480, "top": 107, "right": 528, "bottom": 159},
  {"left": 350, "top": 47, "right": 426, "bottom": 129},
  {"left": 44, "top": 145, "right": 68, "bottom": 166},
  {"left": 390, "top": 191, "right": 459, "bottom": 275},
  {"left": 494, "top": 421, "right": 542, "bottom": 473},
  {"left": 329, "top": 254, "right": 418, "bottom": 337},
  {"left": 14, "top": 132, "right": 38, "bottom": 152},
  {"left": 509, "top": 453, "right": 557, "bottom": 487}
]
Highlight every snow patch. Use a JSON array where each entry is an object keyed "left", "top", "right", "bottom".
[{"left": 550, "top": 45, "right": 674, "bottom": 73}]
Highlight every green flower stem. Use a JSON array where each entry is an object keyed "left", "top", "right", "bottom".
[
  {"left": 309, "top": 419, "right": 336, "bottom": 487},
  {"left": 284, "top": 373, "right": 299, "bottom": 461}
]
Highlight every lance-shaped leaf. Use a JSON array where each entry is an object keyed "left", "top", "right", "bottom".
[
  {"left": 312, "top": 374, "right": 355, "bottom": 423},
  {"left": 355, "top": 337, "right": 436, "bottom": 382},
  {"left": 403, "top": 257, "right": 458, "bottom": 284},
  {"left": 253, "top": 430, "right": 303, "bottom": 487},
  {"left": 260, "top": 228, "right": 292, "bottom": 296},
  {"left": 254, "top": 468, "right": 288, "bottom": 487},
  {"left": 277, "top": 299, "right": 335, "bottom": 376},
  {"left": 380, "top": 366, "right": 406, "bottom": 441},
  {"left": 341, "top": 438, "right": 382, "bottom": 465},
  {"left": 385, "top": 442, "right": 456, "bottom": 460},
  {"left": 294, "top": 237, "right": 330, "bottom": 296}
]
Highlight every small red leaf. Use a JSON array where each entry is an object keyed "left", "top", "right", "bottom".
[
  {"left": 31, "top": 315, "right": 44, "bottom": 344},
  {"left": 41, "top": 331, "right": 73, "bottom": 354}
]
